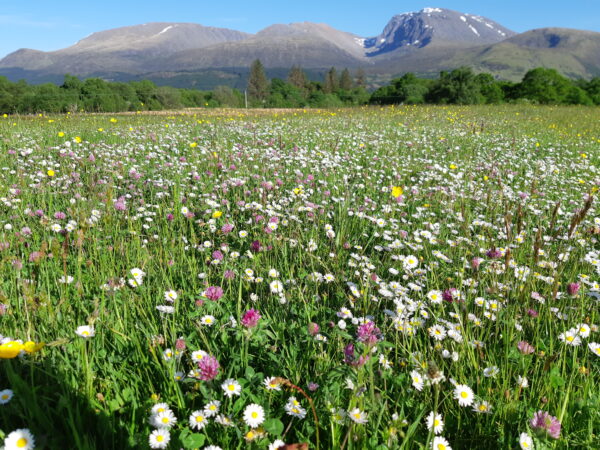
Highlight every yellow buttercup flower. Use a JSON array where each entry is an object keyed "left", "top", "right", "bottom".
[
  {"left": 58, "top": 132, "right": 65, "bottom": 137},
  {"left": 190, "top": 142, "right": 198, "bottom": 148},
  {"left": 391, "top": 186, "right": 403, "bottom": 198},
  {"left": 212, "top": 211, "right": 223, "bottom": 219},
  {"left": 0, "top": 341, "right": 44, "bottom": 359},
  {"left": 74, "top": 136, "right": 82, "bottom": 143},
  {"left": 47, "top": 169, "right": 55, "bottom": 177},
  {"left": 449, "top": 164, "right": 457, "bottom": 170}
]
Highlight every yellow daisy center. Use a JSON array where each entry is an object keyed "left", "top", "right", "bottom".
[
  {"left": 434, "top": 419, "right": 440, "bottom": 426},
  {"left": 2, "top": 395, "right": 8, "bottom": 400},
  {"left": 567, "top": 336, "right": 574, "bottom": 342},
  {"left": 460, "top": 391, "right": 468, "bottom": 398},
  {"left": 196, "top": 416, "right": 204, "bottom": 422},
  {"left": 162, "top": 417, "right": 169, "bottom": 423},
  {"left": 437, "top": 444, "right": 446, "bottom": 450},
  {"left": 228, "top": 385, "right": 235, "bottom": 391},
  {"left": 353, "top": 413, "right": 361, "bottom": 419},
  {"left": 82, "top": 331, "right": 89, "bottom": 336},
  {"left": 156, "top": 435, "right": 164, "bottom": 442},
  {"left": 16, "top": 438, "right": 28, "bottom": 448},
  {"left": 251, "top": 412, "right": 258, "bottom": 418}
]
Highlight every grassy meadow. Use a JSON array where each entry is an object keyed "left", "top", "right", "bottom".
[{"left": 0, "top": 105, "right": 599, "bottom": 449}]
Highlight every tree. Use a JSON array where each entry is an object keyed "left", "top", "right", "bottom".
[
  {"left": 247, "top": 59, "right": 269, "bottom": 106},
  {"left": 516, "top": 68, "right": 575, "bottom": 104},
  {"left": 267, "top": 79, "right": 306, "bottom": 108},
  {"left": 323, "top": 67, "right": 339, "bottom": 94},
  {"left": 287, "top": 65, "right": 309, "bottom": 96},
  {"left": 340, "top": 68, "right": 353, "bottom": 90},
  {"left": 426, "top": 67, "right": 484, "bottom": 104},
  {"left": 355, "top": 68, "right": 366, "bottom": 88},
  {"left": 582, "top": 77, "right": 600, "bottom": 104},
  {"left": 211, "top": 86, "right": 243, "bottom": 107},
  {"left": 370, "top": 73, "right": 431, "bottom": 105},
  {"left": 474, "top": 73, "right": 504, "bottom": 104}
]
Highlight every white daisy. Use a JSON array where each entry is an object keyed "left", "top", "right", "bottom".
[
  {"left": 0, "top": 389, "right": 14, "bottom": 404},
  {"left": 588, "top": 342, "right": 600, "bottom": 357},
  {"left": 519, "top": 432, "right": 534, "bottom": 449},
  {"left": 348, "top": 407, "right": 368, "bottom": 424},
  {"left": 453, "top": 384, "right": 474, "bottom": 407},
  {"left": 410, "top": 370, "right": 424, "bottom": 391},
  {"left": 426, "top": 411, "right": 444, "bottom": 434},
  {"left": 221, "top": 379, "right": 242, "bottom": 397},
  {"left": 243, "top": 403, "right": 265, "bottom": 428},
  {"left": 189, "top": 410, "right": 208, "bottom": 430},
  {"left": 203, "top": 400, "right": 221, "bottom": 417},
  {"left": 4, "top": 429, "right": 35, "bottom": 450},
  {"left": 75, "top": 325, "right": 95, "bottom": 339},
  {"left": 152, "top": 409, "right": 177, "bottom": 428},
  {"left": 431, "top": 436, "right": 452, "bottom": 450},
  {"left": 148, "top": 428, "right": 170, "bottom": 449}
]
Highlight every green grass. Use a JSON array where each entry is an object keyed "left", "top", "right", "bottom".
[{"left": 0, "top": 105, "right": 599, "bottom": 449}]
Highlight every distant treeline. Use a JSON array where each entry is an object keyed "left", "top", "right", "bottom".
[
  {"left": 1, "top": 63, "right": 600, "bottom": 114},
  {"left": 370, "top": 67, "right": 600, "bottom": 106}
]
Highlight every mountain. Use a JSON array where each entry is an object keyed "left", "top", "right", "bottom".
[
  {"left": 365, "top": 7, "right": 515, "bottom": 56},
  {"left": 0, "top": 8, "right": 599, "bottom": 88},
  {"left": 160, "top": 22, "right": 365, "bottom": 71},
  {"left": 0, "top": 23, "right": 250, "bottom": 74}
]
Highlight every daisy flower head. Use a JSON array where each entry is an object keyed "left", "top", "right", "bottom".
[
  {"left": 431, "top": 436, "right": 452, "bottom": 450},
  {"left": 148, "top": 428, "right": 170, "bottom": 449},
  {"left": 348, "top": 407, "right": 368, "bottom": 424},
  {"left": 559, "top": 329, "right": 581, "bottom": 346},
  {"left": 191, "top": 349, "right": 208, "bottom": 363},
  {"left": 243, "top": 403, "right": 265, "bottom": 428},
  {"left": 588, "top": 342, "right": 600, "bottom": 357},
  {"left": 285, "top": 402, "right": 307, "bottom": 419},
  {"left": 222, "top": 378, "right": 242, "bottom": 397},
  {"left": 331, "top": 408, "right": 346, "bottom": 424},
  {"left": 0, "top": 389, "right": 14, "bottom": 404},
  {"left": 428, "top": 325, "right": 446, "bottom": 341},
  {"left": 152, "top": 409, "right": 177, "bottom": 428},
  {"left": 269, "top": 279, "right": 284, "bottom": 294},
  {"left": 75, "top": 325, "right": 95, "bottom": 339},
  {"left": 453, "top": 384, "right": 474, "bottom": 406},
  {"left": 426, "top": 411, "right": 444, "bottom": 434},
  {"left": 403, "top": 255, "right": 419, "bottom": 270},
  {"left": 215, "top": 414, "right": 234, "bottom": 427},
  {"left": 151, "top": 403, "right": 171, "bottom": 415},
  {"left": 4, "top": 429, "right": 35, "bottom": 450},
  {"left": 519, "top": 432, "right": 534, "bottom": 449},
  {"left": 410, "top": 370, "right": 425, "bottom": 391},
  {"left": 269, "top": 440, "right": 286, "bottom": 450},
  {"left": 164, "top": 290, "right": 178, "bottom": 302},
  {"left": 203, "top": 400, "right": 221, "bottom": 417},
  {"left": 577, "top": 323, "right": 591, "bottom": 338},
  {"left": 263, "top": 376, "right": 282, "bottom": 391},
  {"left": 130, "top": 267, "right": 145, "bottom": 279},
  {"left": 473, "top": 400, "right": 492, "bottom": 414},
  {"left": 200, "top": 315, "right": 216, "bottom": 326},
  {"left": 189, "top": 410, "right": 208, "bottom": 430},
  {"left": 427, "top": 290, "right": 443, "bottom": 304}
]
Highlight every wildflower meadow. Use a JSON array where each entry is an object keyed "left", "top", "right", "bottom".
[{"left": 0, "top": 106, "right": 599, "bottom": 449}]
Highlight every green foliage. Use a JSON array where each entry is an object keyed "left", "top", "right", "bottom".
[
  {"left": 426, "top": 67, "right": 485, "bottom": 105},
  {"left": 370, "top": 67, "right": 597, "bottom": 106},
  {"left": 247, "top": 59, "right": 270, "bottom": 106}
]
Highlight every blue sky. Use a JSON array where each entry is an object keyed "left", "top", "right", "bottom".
[{"left": 1, "top": 1, "right": 599, "bottom": 58}]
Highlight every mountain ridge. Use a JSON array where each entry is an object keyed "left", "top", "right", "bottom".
[{"left": 1, "top": 8, "right": 599, "bottom": 88}]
